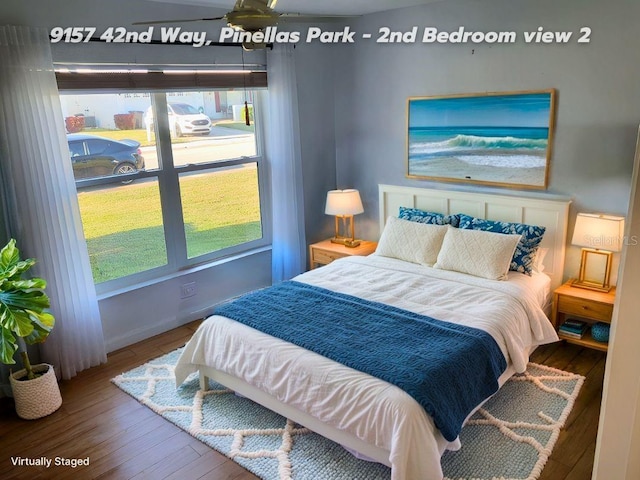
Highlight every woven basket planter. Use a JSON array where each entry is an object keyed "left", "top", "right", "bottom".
[{"left": 9, "top": 364, "right": 62, "bottom": 420}]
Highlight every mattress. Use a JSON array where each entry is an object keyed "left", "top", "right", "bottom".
[{"left": 175, "top": 255, "right": 557, "bottom": 480}]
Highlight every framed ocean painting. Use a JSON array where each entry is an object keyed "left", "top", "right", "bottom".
[{"left": 407, "top": 90, "right": 556, "bottom": 189}]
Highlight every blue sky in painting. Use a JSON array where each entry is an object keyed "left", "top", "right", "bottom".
[{"left": 409, "top": 92, "right": 552, "bottom": 128}]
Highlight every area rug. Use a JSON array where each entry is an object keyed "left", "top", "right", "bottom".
[{"left": 112, "top": 349, "right": 584, "bottom": 480}]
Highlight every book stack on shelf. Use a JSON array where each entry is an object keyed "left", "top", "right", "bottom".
[{"left": 559, "top": 319, "right": 589, "bottom": 339}]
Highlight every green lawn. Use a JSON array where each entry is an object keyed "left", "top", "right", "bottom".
[
  {"left": 214, "top": 120, "right": 256, "bottom": 133},
  {"left": 78, "top": 166, "right": 262, "bottom": 284}
]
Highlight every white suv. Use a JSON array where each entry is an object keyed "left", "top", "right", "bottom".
[{"left": 144, "top": 103, "right": 211, "bottom": 137}]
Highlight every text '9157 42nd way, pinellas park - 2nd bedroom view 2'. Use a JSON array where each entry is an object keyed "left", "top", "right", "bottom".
[{"left": 1, "top": 1, "right": 640, "bottom": 480}]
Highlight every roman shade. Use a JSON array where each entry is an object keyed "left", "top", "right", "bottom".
[{"left": 55, "top": 69, "right": 267, "bottom": 91}]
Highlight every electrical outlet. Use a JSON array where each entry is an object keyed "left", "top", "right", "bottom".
[{"left": 181, "top": 282, "right": 197, "bottom": 299}]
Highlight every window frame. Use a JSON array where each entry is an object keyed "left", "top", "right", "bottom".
[{"left": 68, "top": 89, "right": 271, "bottom": 294}]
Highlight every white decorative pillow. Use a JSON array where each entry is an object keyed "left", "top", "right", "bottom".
[
  {"left": 434, "top": 226, "right": 521, "bottom": 280},
  {"left": 533, "top": 247, "right": 548, "bottom": 273},
  {"left": 375, "top": 216, "right": 448, "bottom": 266}
]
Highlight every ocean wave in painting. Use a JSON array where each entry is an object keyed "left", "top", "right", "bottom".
[
  {"left": 408, "top": 126, "right": 550, "bottom": 173},
  {"left": 410, "top": 134, "right": 548, "bottom": 155}
]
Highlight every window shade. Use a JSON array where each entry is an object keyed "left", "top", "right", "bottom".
[{"left": 55, "top": 70, "right": 267, "bottom": 91}]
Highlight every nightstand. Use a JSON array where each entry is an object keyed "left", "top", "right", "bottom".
[
  {"left": 551, "top": 281, "right": 616, "bottom": 352},
  {"left": 308, "top": 239, "right": 377, "bottom": 269}
]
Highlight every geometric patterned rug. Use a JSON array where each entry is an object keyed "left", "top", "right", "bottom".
[{"left": 112, "top": 349, "right": 584, "bottom": 480}]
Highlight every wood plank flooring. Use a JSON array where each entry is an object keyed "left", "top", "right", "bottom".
[{"left": 1, "top": 321, "right": 604, "bottom": 480}]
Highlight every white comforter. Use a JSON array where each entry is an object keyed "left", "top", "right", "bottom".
[{"left": 175, "top": 255, "right": 558, "bottom": 480}]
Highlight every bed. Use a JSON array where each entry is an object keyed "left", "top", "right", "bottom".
[{"left": 175, "top": 184, "right": 571, "bottom": 480}]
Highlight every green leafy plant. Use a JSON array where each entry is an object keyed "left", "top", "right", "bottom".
[{"left": 0, "top": 239, "right": 55, "bottom": 380}]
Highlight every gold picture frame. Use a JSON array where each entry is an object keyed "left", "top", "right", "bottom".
[{"left": 406, "top": 89, "right": 556, "bottom": 190}]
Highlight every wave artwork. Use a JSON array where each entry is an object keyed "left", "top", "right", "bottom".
[{"left": 407, "top": 91, "right": 555, "bottom": 189}]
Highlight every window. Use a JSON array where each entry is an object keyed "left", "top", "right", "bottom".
[
  {"left": 85, "top": 138, "right": 109, "bottom": 155},
  {"left": 59, "top": 88, "right": 268, "bottom": 289}
]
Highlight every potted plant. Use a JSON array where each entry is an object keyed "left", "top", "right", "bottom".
[{"left": 0, "top": 239, "right": 61, "bottom": 419}]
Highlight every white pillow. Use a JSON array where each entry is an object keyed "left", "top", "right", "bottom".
[
  {"left": 375, "top": 216, "right": 448, "bottom": 266},
  {"left": 434, "top": 226, "right": 521, "bottom": 280},
  {"left": 533, "top": 247, "right": 548, "bottom": 273}
]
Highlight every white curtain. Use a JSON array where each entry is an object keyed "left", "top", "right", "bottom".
[
  {"left": 0, "top": 26, "right": 106, "bottom": 379},
  {"left": 267, "top": 45, "right": 306, "bottom": 283}
]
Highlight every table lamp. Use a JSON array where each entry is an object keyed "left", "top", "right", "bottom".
[
  {"left": 325, "top": 189, "right": 364, "bottom": 248},
  {"left": 571, "top": 213, "right": 625, "bottom": 292}
]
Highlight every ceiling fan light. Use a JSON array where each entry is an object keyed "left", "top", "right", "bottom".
[{"left": 226, "top": 11, "right": 279, "bottom": 31}]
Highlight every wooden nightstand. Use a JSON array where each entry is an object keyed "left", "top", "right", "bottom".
[
  {"left": 308, "top": 239, "right": 377, "bottom": 269},
  {"left": 551, "top": 281, "right": 616, "bottom": 352}
]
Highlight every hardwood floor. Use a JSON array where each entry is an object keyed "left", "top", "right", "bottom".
[
  {"left": 531, "top": 342, "right": 606, "bottom": 480},
  {"left": 0, "top": 323, "right": 604, "bottom": 480}
]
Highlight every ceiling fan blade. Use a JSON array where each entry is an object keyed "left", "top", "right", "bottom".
[
  {"left": 278, "top": 14, "right": 359, "bottom": 23},
  {"left": 132, "top": 16, "right": 225, "bottom": 26}
]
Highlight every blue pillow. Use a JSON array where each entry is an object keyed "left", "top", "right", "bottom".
[
  {"left": 398, "top": 207, "right": 460, "bottom": 227},
  {"left": 457, "top": 214, "right": 545, "bottom": 275}
]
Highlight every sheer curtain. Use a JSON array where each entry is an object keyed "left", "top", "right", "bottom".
[
  {"left": 0, "top": 26, "right": 106, "bottom": 379},
  {"left": 267, "top": 45, "right": 306, "bottom": 283}
]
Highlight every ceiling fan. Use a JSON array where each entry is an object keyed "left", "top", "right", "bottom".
[{"left": 133, "top": 0, "right": 355, "bottom": 33}]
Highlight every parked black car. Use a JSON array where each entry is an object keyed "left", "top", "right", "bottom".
[{"left": 67, "top": 134, "right": 145, "bottom": 181}]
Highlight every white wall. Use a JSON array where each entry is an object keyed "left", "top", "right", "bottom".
[{"left": 593, "top": 131, "right": 640, "bottom": 480}]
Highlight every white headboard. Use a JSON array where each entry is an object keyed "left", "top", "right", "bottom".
[{"left": 379, "top": 184, "right": 572, "bottom": 290}]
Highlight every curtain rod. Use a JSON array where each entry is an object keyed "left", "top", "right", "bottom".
[{"left": 53, "top": 62, "right": 267, "bottom": 70}]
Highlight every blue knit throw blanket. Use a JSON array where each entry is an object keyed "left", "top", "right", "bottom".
[{"left": 215, "top": 281, "right": 506, "bottom": 441}]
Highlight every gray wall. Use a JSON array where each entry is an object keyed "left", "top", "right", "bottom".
[
  {"left": 295, "top": 42, "right": 340, "bottom": 247},
  {"left": 332, "top": 0, "right": 640, "bottom": 281},
  {"left": 100, "top": 250, "right": 271, "bottom": 351}
]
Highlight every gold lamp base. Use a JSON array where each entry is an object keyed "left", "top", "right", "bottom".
[
  {"left": 330, "top": 236, "right": 361, "bottom": 248},
  {"left": 570, "top": 278, "right": 612, "bottom": 293},
  {"left": 571, "top": 248, "right": 613, "bottom": 292},
  {"left": 331, "top": 215, "right": 361, "bottom": 248}
]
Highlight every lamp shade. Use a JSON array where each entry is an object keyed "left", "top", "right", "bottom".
[
  {"left": 571, "top": 213, "right": 625, "bottom": 252},
  {"left": 325, "top": 189, "right": 364, "bottom": 216}
]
